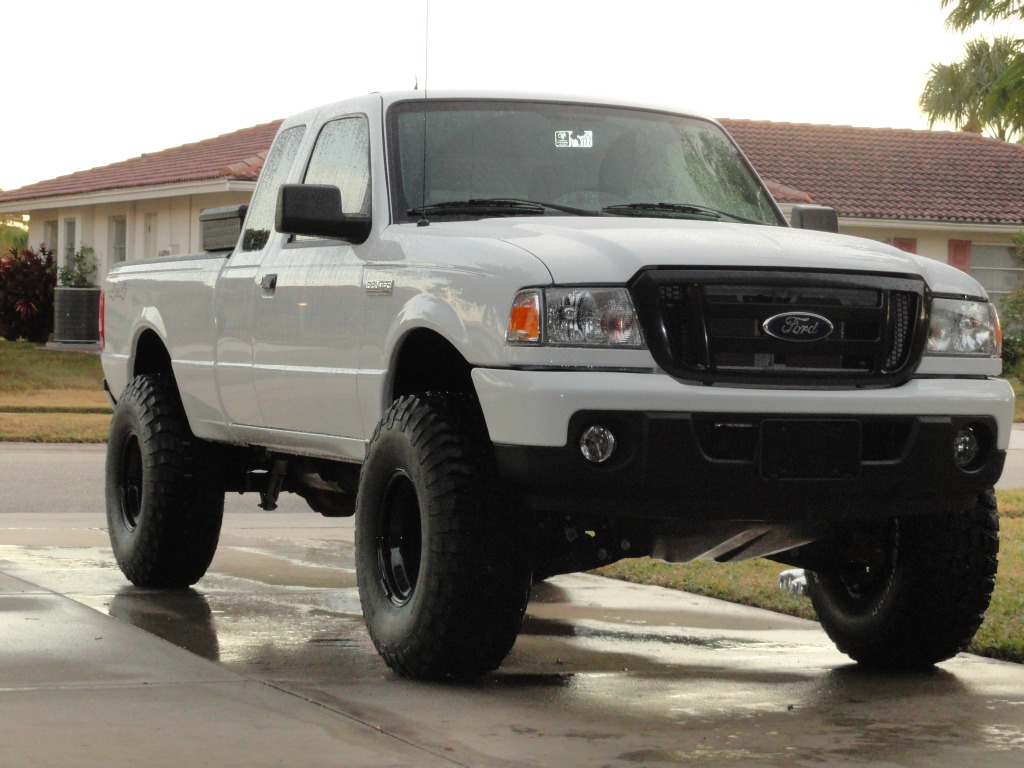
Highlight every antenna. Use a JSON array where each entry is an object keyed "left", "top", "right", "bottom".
[{"left": 417, "top": 0, "right": 430, "bottom": 227}]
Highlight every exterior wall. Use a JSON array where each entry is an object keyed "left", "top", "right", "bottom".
[
  {"left": 840, "top": 223, "right": 1018, "bottom": 265},
  {"left": 26, "top": 211, "right": 57, "bottom": 252},
  {"left": 839, "top": 222, "right": 1018, "bottom": 264},
  {"left": 24, "top": 191, "right": 251, "bottom": 284},
  {"left": 840, "top": 220, "right": 1023, "bottom": 304},
  {"left": 26, "top": 206, "right": 95, "bottom": 271}
]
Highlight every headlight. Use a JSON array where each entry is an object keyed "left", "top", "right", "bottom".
[
  {"left": 506, "top": 287, "right": 645, "bottom": 348},
  {"left": 926, "top": 298, "right": 1001, "bottom": 357}
]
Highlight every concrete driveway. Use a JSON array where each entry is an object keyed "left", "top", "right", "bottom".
[{"left": 1, "top": 443, "right": 1024, "bottom": 767}]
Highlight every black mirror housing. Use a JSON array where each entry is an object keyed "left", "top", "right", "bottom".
[
  {"left": 790, "top": 204, "right": 839, "bottom": 233},
  {"left": 275, "top": 184, "right": 371, "bottom": 244}
]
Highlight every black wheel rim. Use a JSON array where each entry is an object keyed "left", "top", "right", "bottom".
[
  {"left": 119, "top": 433, "right": 144, "bottom": 531},
  {"left": 376, "top": 472, "right": 422, "bottom": 606},
  {"left": 835, "top": 521, "right": 898, "bottom": 601}
]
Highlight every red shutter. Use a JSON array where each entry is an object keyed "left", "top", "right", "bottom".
[
  {"left": 948, "top": 240, "right": 972, "bottom": 273},
  {"left": 892, "top": 237, "right": 917, "bottom": 254}
]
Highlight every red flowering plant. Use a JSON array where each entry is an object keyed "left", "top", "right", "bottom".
[{"left": 0, "top": 245, "right": 56, "bottom": 342}]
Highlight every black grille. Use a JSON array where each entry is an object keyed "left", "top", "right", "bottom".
[{"left": 631, "top": 269, "right": 927, "bottom": 387}]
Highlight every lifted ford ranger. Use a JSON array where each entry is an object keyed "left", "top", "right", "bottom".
[{"left": 101, "top": 91, "right": 1010, "bottom": 679}]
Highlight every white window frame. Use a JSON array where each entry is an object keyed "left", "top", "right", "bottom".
[
  {"left": 63, "top": 217, "right": 76, "bottom": 262},
  {"left": 970, "top": 242, "right": 1023, "bottom": 301},
  {"left": 43, "top": 220, "right": 59, "bottom": 253},
  {"left": 109, "top": 215, "right": 127, "bottom": 263}
]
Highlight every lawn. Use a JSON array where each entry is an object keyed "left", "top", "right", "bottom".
[
  {"left": 0, "top": 339, "right": 105, "bottom": 393},
  {"left": 0, "top": 340, "right": 109, "bottom": 442}
]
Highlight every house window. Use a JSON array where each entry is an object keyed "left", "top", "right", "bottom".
[
  {"left": 43, "top": 220, "right": 58, "bottom": 253},
  {"left": 971, "top": 243, "right": 1022, "bottom": 300},
  {"left": 109, "top": 216, "right": 127, "bottom": 262},
  {"left": 63, "top": 218, "right": 76, "bottom": 261}
]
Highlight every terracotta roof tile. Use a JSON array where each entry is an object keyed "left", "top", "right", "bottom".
[
  {"left": 762, "top": 178, "right": 814, "bottom": 204},
  {"left": 722, "top": 119, "right": 1024, "bottom": 225},
  {"left": 0, "top": 121, "right": 283, "bottom": 203},
  {"left": 218, "top": 153, "right": 268, "bottom": 180},
  {"left": 5, "top": 115, "right": 1023, "bottom": 227}
]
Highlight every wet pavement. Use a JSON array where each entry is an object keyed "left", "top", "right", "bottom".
[{"left": 2, "top": 444, "right": 1024, "bottom": 766}]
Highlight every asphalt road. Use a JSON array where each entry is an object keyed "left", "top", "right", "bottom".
[{"left": 2, "top": 443, "right": 1024, "bottom": 767}]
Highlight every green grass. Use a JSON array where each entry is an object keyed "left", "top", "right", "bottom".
[
  {"left": 1011, "top": 376, "right": 1024, "bottom": 422},
  {"left": 0, "top": 339, "right": 104, "bottom": 392},
  {"left": 596, "top": 491, "right": 1024, "bottom": 662},
  {"left": 0, "top": 340, "right": 109, "bottom": 442}
]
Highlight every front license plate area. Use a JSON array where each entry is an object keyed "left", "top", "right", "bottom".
[{"left": 760, "top": 419, "right": 861, "bottom": 480}]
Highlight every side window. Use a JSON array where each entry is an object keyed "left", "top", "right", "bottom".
[
  {"left": 972, "top": 243, "right": 1023, "bottom": 301},
  {"left": 241, "top": 125, "right": 306, "bottom": 252},
  {"left": 303, "top": 116, "right": 371, "bottom": 215}
]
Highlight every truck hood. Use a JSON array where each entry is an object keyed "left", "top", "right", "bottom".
[{"left": 425, "top": 217, "right": 985, "bottom": 297}]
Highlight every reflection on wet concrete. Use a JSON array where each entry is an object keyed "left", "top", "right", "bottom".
[
  {"left": 108, "top": 588, "right": 220, "bottom": 660},
  {"left": 209, "top": 546, "right": 357, "bottom": 589},
  {"left": 3, "top": 515, "right": 1024, "bottom": 767}
]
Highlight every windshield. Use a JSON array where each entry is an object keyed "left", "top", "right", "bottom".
[{"left": 387, "top": 99, "right": 784, "bottom": 226}]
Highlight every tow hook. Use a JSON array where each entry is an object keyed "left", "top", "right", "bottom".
[{"left": 778, "top": 568, "right": 808, "bottom": 597}]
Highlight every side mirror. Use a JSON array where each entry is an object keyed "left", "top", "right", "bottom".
[
  {"left": 275, "top": 184, "right": 371, "bottom": 244},
  {"left": 790, "top": 204, "right": 839, "bottom": 233}
]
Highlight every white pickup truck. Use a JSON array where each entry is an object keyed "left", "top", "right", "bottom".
[{"left": 101, "top": 91, "right": 1011, "bottom": 680}]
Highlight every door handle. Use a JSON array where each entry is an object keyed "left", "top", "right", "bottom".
[{"left": 260, "top": 273, "right": 278, "bottom": 292}]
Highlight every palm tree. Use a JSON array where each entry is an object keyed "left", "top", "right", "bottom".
[
  {"left": 0, "top": 197, "right": 29, "bottom": 252},
  {"left": 919, "top": 36, "right": 1024, "bottom": 141},
  {"left": 942, "top": 1, "right": 1024, "bottom": 31}
]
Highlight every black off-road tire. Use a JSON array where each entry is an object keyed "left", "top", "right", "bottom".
[
  {"left": 105, "top": 374, "right": 224, "bottom": 588},
  {"left": 808, "top": 491, "right": 999, "bottom": 669},
  {"left": 356, "top": 393, "right": 532, "bottom": 680}
]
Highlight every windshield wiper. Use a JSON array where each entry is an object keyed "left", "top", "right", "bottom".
[
  {"left": 408, "top": 198, "right": 599, "bottom": 218},
  {"left": 602, "top": 202, "right": 764, "bottom": 224}
]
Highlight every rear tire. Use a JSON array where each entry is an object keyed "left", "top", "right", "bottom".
[
  {"left": 105, "top": 374, "right": 224, "bottom": 588},
  {"left": 809, "top": 491, "right": 999, "bottom": 669},
  {"left": 356, "top": 393, "right": 531, "bottom": 679}
]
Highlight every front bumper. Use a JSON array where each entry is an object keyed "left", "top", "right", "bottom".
[{"left": 473, "top": 369, "right": 1013, "bottom": 522}]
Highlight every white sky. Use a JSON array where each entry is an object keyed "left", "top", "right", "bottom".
[{"left": 2, "top": 0, "right": 1021, "bottom": 192}]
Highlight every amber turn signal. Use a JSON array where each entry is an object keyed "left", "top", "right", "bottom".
[{"left": 506, "top": 291, "right": 541, "bottom": 344}]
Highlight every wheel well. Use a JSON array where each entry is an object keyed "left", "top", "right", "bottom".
[
  {"left": 133, "top": 329, "right": 175, "bottom": 382},
  {"left": 391, "top": 329, "right": 474, "bottom": 401}
]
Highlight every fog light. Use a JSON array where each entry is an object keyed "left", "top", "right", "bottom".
[
  {"left": 953, "top": 427, "right": 980, "bottom": 469},
  {"left": 580, "top": 425, "right": 616, "bottom": 463}
]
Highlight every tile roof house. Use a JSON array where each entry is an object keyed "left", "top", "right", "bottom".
[
  {"left": 721, "top": 120, "right": 1024, "bottom": 300},
  {"left": 1, "top": 115, "right": 1022, "bottom": 299},
  {"left": 0, "top": 121, "right": 282, "bottom": 277}
]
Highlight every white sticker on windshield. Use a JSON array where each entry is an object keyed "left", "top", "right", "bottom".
[{"left": 555, "top": 130, "right": 593, "bottom": 148}]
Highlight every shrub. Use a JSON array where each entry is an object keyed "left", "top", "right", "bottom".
[
  {"left": 0, "top": 245, "right": 56, "bottom": 342},
  {"left": 57, "top": 245, "right": 96, "bottom": 287},
  {"left": 1002, "top": 335, "right": 1024, "bottom": 378}
]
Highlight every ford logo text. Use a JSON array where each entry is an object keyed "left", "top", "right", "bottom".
[{"left": 763, "top": 312, "right": 834, "bottom": 342}]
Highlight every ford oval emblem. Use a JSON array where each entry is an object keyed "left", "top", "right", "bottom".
[{"left": 763, "top": 312, "right": 834, "bottom": 342}]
